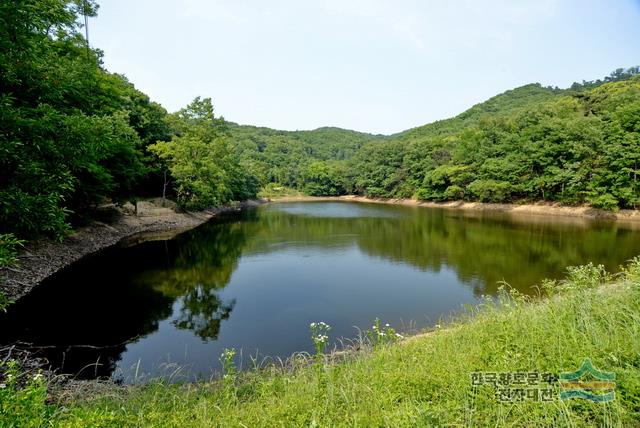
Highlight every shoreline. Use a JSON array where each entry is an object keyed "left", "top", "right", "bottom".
[
  {"left": 268, "top": 195, "right": 640, "bottom": 222},
  {"left": 4, "top": 194, "right": 639, "bottom": 302},
  {"left": 0, "top": 199, "right": 265, "bottom": 302}
]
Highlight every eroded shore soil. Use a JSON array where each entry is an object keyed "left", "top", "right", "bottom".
[
  {"left": 0, "top": 199, "right": 264, "bottom": 302},
  {"left": 270, "top": 195, "right": 640, "bottom": 222}
]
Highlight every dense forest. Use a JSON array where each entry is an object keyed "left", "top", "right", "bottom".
[
  {"left": 231, "top": 72, "right": 640, "bottom": 206},
  {"left": 1, "top": 0, "right": 639, "bottom": 246},
  {"left": 348, "top": 74, "right": 640, "bottom": 208}
]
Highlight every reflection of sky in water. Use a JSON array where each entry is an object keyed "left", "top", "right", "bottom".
[
  {"left": 269, "top": 201, "right": 405, "bottom": 218},
  {"left": 116, "top": 246, "right": 472, "bottom": 382}
]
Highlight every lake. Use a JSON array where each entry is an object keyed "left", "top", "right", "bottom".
[{"left": 2, "top": 201, "right": 639, "bottom": 382}]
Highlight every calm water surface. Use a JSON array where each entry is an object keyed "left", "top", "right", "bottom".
[{"left": 2, "top": 201, "right": 640, "bottom": 381}]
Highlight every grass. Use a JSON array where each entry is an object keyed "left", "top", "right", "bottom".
[
  {"left": 4, "top": 259, "right": 640, "bottom": 427},
  {"left": 0, "top": 362, "right": 52, "bottom": 427}
]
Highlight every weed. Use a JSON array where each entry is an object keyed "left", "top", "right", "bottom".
[
  {"left": 309, "top": 322, "right": 331, "bottom": 359},
  {"left": 0, "top": 362, "right": 52, "bottom": 428},
  {"left": 365, "top": 318, "right": 403, "bottom": 347},
  {"left": 220, "top": 348, "right": 237, "bottom": 399}
]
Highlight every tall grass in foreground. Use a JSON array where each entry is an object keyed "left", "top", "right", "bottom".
[{"left": 5, "top": 259, "right": 640, "bottom": 427}]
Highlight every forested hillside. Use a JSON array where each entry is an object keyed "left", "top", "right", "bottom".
[
  {"left": 228, "top": 124, "right": 385, "bottom": 193},
  {"left": 231, "top": 70, "right": 640, "bottom": 206},
  {"left": 1, "top": 0, "right": 639, "bottom": 246},
  {"left": 347, "top": 74, "right": 640, "bottom": 208}
]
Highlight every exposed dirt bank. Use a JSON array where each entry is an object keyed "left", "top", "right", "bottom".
[
  {"left": 269, "top": 195, "right": 640, "bottom": 222},
  {"left": 0, "top": 199, "right": 265, "bottom": 302}
]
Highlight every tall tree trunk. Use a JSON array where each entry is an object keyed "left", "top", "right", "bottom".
[{"left": 162, "top": 169, "right": 169, "bottom": 207}]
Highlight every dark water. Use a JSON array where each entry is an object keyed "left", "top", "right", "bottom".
[{"left": 2, "top": 202, "right": 640, "bottom": 381}]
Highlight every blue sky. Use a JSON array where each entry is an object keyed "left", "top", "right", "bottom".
[{"left": 91, "top": 0, "right": 640, "bottom": 134}]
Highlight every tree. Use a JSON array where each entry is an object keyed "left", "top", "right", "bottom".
[
  {"left": 301, "top": 161, "right": 346, "bottom": 196},
  {"left": 149, "top": 98, "right": 258, "bottom": 210},
  {"left": 0, "top": 0, "right": 151, "bottom": 237}
]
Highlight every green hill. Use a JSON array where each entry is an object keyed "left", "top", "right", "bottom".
[
  {"left": 227, "top": 123, "right": 387, "bottom": 191},
  {"left": 393, "top": 83, "right": 562, "bottom": 142},
  {"left": 227, "top": 68, "right": 640, "bottom": 208},
  {"left": 395, "top": 67, "right": 640, "bottom": 142}
]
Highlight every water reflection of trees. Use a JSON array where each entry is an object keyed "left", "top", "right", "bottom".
[
  {"left": 175, "top": 288, "right": 235, "bottom": 340},
  {"left": 244, "top": 205, "right": 640, "bottom": 295},
  {"left": 131, "top": 215, "right": 254, "bottom": 340},
  {"left": 0, "top": 214, "right": 254, "bottom": 378},
  {"left": 0, "top": 247, "right": 176, "bottom": 378}
]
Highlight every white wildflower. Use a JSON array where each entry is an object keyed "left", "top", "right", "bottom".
[{"left": 0, "top": 383, "right": 6, "bottom": 389}]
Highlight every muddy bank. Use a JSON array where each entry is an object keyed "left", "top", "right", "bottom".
[
  {"left": 269, "top": 195, "right": 640, "bottom": 222},
  {"left": 0, "top": 199, "right": 265, "bottom": 302}
]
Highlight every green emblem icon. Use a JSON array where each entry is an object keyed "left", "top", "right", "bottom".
[{"left": 559, "top": 359, "right": 615, "bottom": 402}]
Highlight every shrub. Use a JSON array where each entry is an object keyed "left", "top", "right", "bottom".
[
  {"left": 587, "top": 192, "right": 619, "bottom": 211},
  {"left": 466, "top": 179, "right": 513, "bottom": 202},
  {"left": 0, "top": 233, "right": 25, "bottom": 267},
  {"left": 443, "top": 185, "right": 464, "bottom": 200}
]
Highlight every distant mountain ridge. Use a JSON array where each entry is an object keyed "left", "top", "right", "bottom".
[
  {"left": 228, "top": 67, "right": 640, "bottom": 209},
  {"left": 230, "top": 66, "right": 640, "bottom": 143}
]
